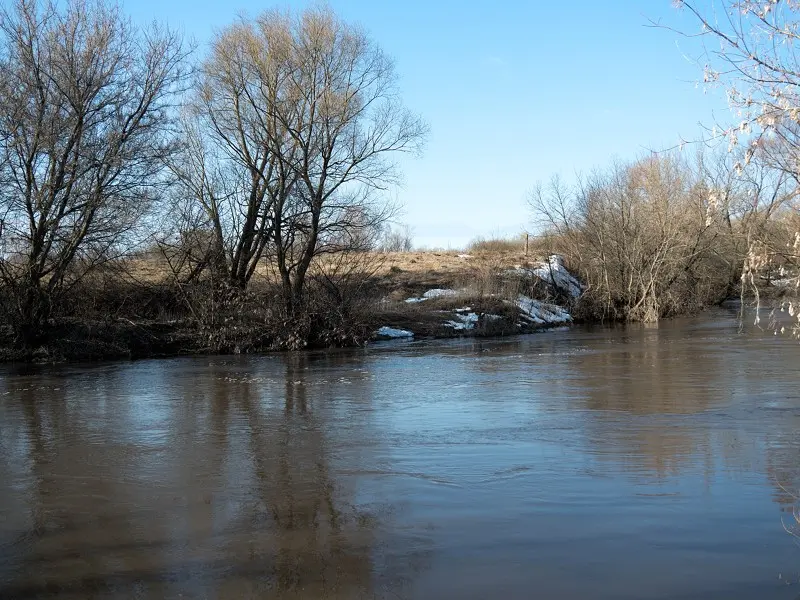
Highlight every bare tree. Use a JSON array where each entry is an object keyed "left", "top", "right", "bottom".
[
  {"left": 378, "top": 223, "right": 414, "bottom": 252},
  {"left": 530, "top": 154, "right": 732, "bottom": 322},
  {"left": 697, "top": 148, "right": 796, "bottom": 294},
  {"left": 670, "top": 1, "right": 800, "bottom": 329},
  {"left": 674, "top": 1, "right": 800, "bottom": 170},
  {"left": 267, "top": 7, "right": 426, "bottom": 314},
  {"left": 165, "top": 16, "right": 294, "bottom": 291},
  {"left": 173, "top": 6, "right": 426, "bottom": 318},
  {"left": 0, "top": 0, "right": 187, "bottom": 344}
]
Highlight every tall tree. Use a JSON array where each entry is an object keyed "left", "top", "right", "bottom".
[
  {"left": 0, "top": 0, "right": 187, "bottom": 344},
  {"left": 674, "top": 1, "right": 800, "bottom": 324},
  {"left": 172, "top": 7, "right": 426, "bottom": 315},
  {"left": 675, "top": 0, "right": 800, "bottom": 170},
  {"left": 265, "top": 7, "right": 426, "bottom": 314}
]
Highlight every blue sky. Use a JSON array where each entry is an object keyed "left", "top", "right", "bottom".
[{"left": 129, "top": 0, "right": 728, "bottom": 249}]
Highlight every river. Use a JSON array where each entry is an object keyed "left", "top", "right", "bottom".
[{"left": 1, "top": 308, "right": 800, "bottom": 599}]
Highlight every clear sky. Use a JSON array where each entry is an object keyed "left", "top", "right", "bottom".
[{"left": 127, "top": 0, "right": 728, "bottom": 249}]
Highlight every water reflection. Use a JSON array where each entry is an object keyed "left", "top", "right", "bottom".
[
  {"left": 2, "top": 311, "right": 800, "bottom": 599},
  {"left": 566, "top": 321, "right": 724, "bottom": 480},
  {"left": 0, "top": 356, "right": 386, "bottom": 599}
]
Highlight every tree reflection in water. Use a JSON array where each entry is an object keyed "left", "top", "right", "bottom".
[
  {"left": 0, "top": 355, "right": 395, "bottom": 599},
  {"left": 3, "top": 315, "right": 800, "bottom": 599}
]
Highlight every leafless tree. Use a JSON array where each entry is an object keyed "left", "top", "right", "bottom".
[
  {"left": 172, "top": 6, "right": 426, "bottom": 317},
  {"left": 378, "top": 223, "right": 414, "bottom": 252},
  {"left": 0, "top": 0, "right": 188, "bottom": 344},
  {"left": 530, "top": 154, "right": 733, "bottom": 322},
  {"left": 673, "top": 1, "right": 800, "bottom": 168},
  {"left": 268, "top": 7, "right": 426, "bottom": 314},
  {"left": 667, "top": 2, "right": 800, "bottom": 330},
  {"left": 165, "top": 17, "right": 293, "bottom": 291},
  {"left": 697, "top": 148, "right": 797, "bottom": 293}
]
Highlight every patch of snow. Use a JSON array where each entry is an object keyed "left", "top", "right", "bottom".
[
  {"left": 771, "top": 277, "right": 799, "bottom": 289},
  {"left": 423, "top": 288, "right": 459, "bottom": 299},
  {"left": 516, "top": 295, "right": 572, "bottom": 325},
  {"left": 405, "top": 288, "right": 461, "bottom": 303},
  {"left": 453, "top": 306, "right": 473, "bottom": 312},
  {"left": 375, "top": 326, "right": 414, "bottom": 339},
  {"left": 533, "top": 255, "right": 583, "bottom": 298},
  {"left": 506, "top": 255, "right": 583, "bottom": 298},
  {"left": 444, "top": 312, "right": 480, "bottom": 330},
  {"left": 484, "top": 314, "right": 503, "bottom": 321},
  {"left": 457, "top": 254, "right": 473, "bottom": 259}
]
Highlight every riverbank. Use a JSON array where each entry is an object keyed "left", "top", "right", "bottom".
[
  {"left": 0, "top": 250, "right": 585, "bottom": 363},
  {"left": 0, "top": 306, "right": 571, "bottom": 364},
  {"left": 5, "top": 248, "right": 788, "bottom": 363}
]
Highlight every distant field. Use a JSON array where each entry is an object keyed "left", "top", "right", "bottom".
[
  {"left": 373, "top": 250, "right": 537, "bottom": 298},
  {"left": 124, "top": 248, "right": 540, "bottom": 290}
]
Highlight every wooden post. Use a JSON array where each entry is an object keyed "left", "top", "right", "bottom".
[{"left": 525, "top": 233, "right": 529, "bottom": 257}]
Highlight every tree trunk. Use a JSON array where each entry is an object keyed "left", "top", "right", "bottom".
[{"left": 15, "top": 281, "right": 49, "bottom": 347}]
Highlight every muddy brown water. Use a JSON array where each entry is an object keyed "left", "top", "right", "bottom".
[{"left": 2, "top": 308, "right": 800, "bottom": 599}]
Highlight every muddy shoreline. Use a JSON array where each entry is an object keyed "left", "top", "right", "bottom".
[{"left": 0, "top": 310, "right": 576, "bottom": 364}]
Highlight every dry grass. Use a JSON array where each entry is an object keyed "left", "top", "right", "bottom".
[
  {"left": 467, "top": 234, "right": 528, "bottom": 253},
  {"left": 119, "top": 247, "right": 562, "bottom": 332},
  {"left": 375, "top": 249, "right": 534, "bottom": 289},
  {"left": 123, "top": 248, "right": 540, "bottom": 294},
  {"left": 121, "top": 248, "right": 557, "bottom": 318}
]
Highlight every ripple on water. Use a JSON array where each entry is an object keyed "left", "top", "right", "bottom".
[{"left": 1, "top": 313, "right": 800, "bottom": 599}]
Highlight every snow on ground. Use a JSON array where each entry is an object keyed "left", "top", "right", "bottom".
[
  {"left": 405, "top": 288, "right": 461, "bottom": 303},
  {"left": 533, "top": 255, "right": 583, "bottom": 298},
  {"left": 771, "top": 277, "right": 799, "bottom": 289},
  {"left": 398, "top": 282, "right": 573, "bottom": 333},
  {"left": 375, "top": 326, "right": 414, "bottom": 339},
  {"left": 424, "top": 288, "right": 460, "bottom": 299},
  {"left": 507, "top": 255, "right": 583, "bottom": 298},
  {"left": 516, "top": 295, "right": 572, "bottom": 325},
  {"left": 444, "top": 312, "right": 480, "bottom": 330}
]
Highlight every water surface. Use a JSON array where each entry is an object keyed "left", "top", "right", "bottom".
[{"left": 2, "top": 309, "right": 800, "bottom": 599}]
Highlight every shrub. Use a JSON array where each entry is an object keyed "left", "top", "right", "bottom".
[
  {"left": 530, "top": 154, "right": 735, "bottom": 322},
  {"left": 467, "top": 234, "right": 527, "bottom": 253}
]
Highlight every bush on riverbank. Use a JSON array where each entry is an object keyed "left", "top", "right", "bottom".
[
  {"left": 529, "top": 153, "right": 795, "bottom": 323},
  {"left": 0, "top": 263, "right": 384, "bottom": 361}
]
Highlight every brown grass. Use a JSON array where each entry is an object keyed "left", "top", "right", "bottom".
[
  {"left": 0, "top": 246, "right": 568, "bottom": 360},
  {"left": 374, "top": 249, "right": 534, "bottom": 292},
  {"left": 467, "top": 234, "right": 528, "bottom": 253},
  {"left": 122, "top": 248, "right": 540, "bottom": 295}
]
